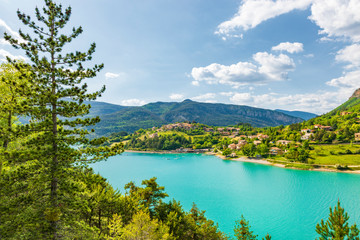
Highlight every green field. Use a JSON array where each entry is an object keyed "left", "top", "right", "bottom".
[{"left": 309, "top": 144, "right": 360, "bottom": 165}]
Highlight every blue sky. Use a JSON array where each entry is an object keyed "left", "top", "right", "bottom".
[{"left": 1, "top": 0, "right": 360, "bottom": 113}]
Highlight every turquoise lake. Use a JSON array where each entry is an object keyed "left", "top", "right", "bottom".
[{"left": 92, "top": 152, "right": 360, "bottom": 239}]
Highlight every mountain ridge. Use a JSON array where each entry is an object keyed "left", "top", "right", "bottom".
[{"left": 89, "top": 99, "right": 310, "bottom": 136}]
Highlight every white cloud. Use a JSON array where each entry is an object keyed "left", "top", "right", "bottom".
[
  {"left": 253, "top": 52, "right": 295, "bottom": 80},
  {"left": 0, "top": 19, "right": 26, "bottom": 44},
  {"left": 272, "top": 42, "right": 304, "bottom": 53},
  {"left": 192, "top": 93, "right": 217, "bottom": 101},
  {"left": 105, "top": 72, "right": 122, "bottom": 79},
  {"left": 215, "top": 0, "right": 312, "bottom": 38},
  {"left": 304, "top": 53, "right": 314, "bottom": 58},
  {"left": 191, "top": 80, "right": 200, "bottom": 86},
  {"left": 326, "top": 70, "right": 360, "bottom": 89},
  {"left": 229, "top": 90, "right": 351, "bottom": 114},
  {"left": 191, "top": 51, "right": 295, "bottom": 87},
  {"left": 169, "top": 93, "right": 185, "bottom": 101},
  {"left": 121, "top": 98, "right": 146, "bottom": 106},
  {"left": 335, "top": 44, "right": 360, "bottom": 69},
  {"left": 220, "top": 91, "right": 234, "bottom": 97},
  {"left": 230, "top": 93, "right": 254, "bottom": 104},
  {"left": 0, "top": 49, "right": 26, "bottom": 62},
  {"left": 309, "top": 0, "right": 360, "bottom": 42},
  {"left": 216, "top": 0, "right": 360, "bottom": 43},
  {"left": 0, "top": 38, "right": 10, "bottom": 45}
]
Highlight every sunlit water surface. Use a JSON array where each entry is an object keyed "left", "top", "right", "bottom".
[{"left": 92, "top": 152, "right": 360, "bottom": 239}]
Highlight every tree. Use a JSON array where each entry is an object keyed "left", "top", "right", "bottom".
[
  {"left": 106, "top": 211, "right": 172, "bottom": 240},
  {"left": 234, "top": 215, "right": 257, "bottom": 240},
  {"left": 222, "top": 148, "right": 232, "bottom": 157},
  {"left": 316, "top": 201, "right": 360, "bottom": 240},
  {"left": 242, "top": 144, "right": 256, "bottom": 157},
  {"left": 4, "top": 1, "right": 122, "bottom": 238},
  {"left": 256, "top": 144, "right": 269, "bottom": 157}
]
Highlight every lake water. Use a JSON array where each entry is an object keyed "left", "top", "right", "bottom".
[{"left": 92, "top": 152, "right": 360, "bottom": 239}]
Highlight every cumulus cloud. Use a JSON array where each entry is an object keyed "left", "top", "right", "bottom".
[
  {"left": 228, "top": 90, "right": 350, "bottom": 114},
  {"left": 105, "top": 72, "right": 122, "bottom": 79},
  {"left": 326, "top": 70, "right": 360, "bottom": 89},
  {"left": 335, "top": 44, "right": 360, "bottom": 69},
  {"left": 253, "top": 52, "right": 295, "bottom": 80},
  {"left": 215, "top": 0, "right": 312, "bottom": 38},
  {"left": 191, "top": 51, "right": 295, "bottom": 87},
  {"left": 272, "top": 42, "right": 304, "bottom": 53},
  {"left": 0, "top": 49, "right": 26, "bottom": 62},
  {"left": 216, "top": 0, "right": 360, "bottom": 43},
  {"left": 121, "top": 98, "right": 146, "bottom": 106},
  {"left": 309, "top": 0, "right": 360, "bottom": 42},
  {"left": 191, "top": 93, "right": 217, "bottom": 101},
  {"left": 169, "top": 93, "right": 185, "bottom": 101}
]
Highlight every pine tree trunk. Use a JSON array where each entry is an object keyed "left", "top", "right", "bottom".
[{"left": 50, "top": 19, "right": 59, "bottom": 239}]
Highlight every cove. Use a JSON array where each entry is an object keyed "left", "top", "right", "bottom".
[{"left": 92, "top": 152, "right": 360, "bottom": 239}]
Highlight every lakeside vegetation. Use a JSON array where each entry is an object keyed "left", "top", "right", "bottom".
[{"left": 113, "top": 100, "right": 360, "bottom": 171}]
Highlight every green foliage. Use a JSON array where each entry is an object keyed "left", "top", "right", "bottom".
[
  {"left": 222, "top": 148, "right": 232, "bottom": 156},
  {"left": 106, "top": 211, "right": 172, "bottom": 240},
  {"left": 242, "top": 144, "right": 256, "bottom": 157},
  {"left": 316, "top": 201, "right": 360, "bottom": 240},
  {"left": 234, "top": 215, "right": 258, "bottom": 240},
  {"left": 234, "top": 216, "right": 272, "bottom": 240},
  {"left": 126, "top": 133, "right": 191, "bottom": 150},
  {"left": 1, "top": 0, "right": 122, "bottom": 238},
  {"left": 256, "top": 144, "right": 269, "bottom": 157}
]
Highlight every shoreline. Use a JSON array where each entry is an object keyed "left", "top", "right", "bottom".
[{"left": 124, "top": 150, "right": 360, "bottom": 174}]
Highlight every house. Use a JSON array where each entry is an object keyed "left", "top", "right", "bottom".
[
  {"left": 248, "top": 135, "right": 258, "bottom": 139},
  {"left": 270, "top": 147, "right": 283, "bottom": 155},
  {"left": 341, "top": 111, "right": 352, "bottom": 116},
  {"left": 237, "top": 140, "right": 247, "bottom": 149},
  {"left": 149, "top": 133, "right": 158, "bottom": 138},
  {"left": 228, "top": 143, "right": 237, "bottom": 150},
  {"left": 230, "top": 153, "right": 237, "bottom": 158},
  {"left": 276, "top": 140, "right": 292, "bottom": 146},
  {"left": 257, "top": 134, "right": 269, "bottom": 140},
  {"left": 313, "top": 125, "right": 332, "bottom": 131},
  {"left": 253, "top": 140, "right": 262, "bottom": 146},
  {"left": 301, "top": 129, "right": 311, "bottom": 134},
  {"left": 355, "top": 133, "right": 360, "bottom": 141},
  {"left": 204, "top": 127, "right": 214, "bottom": 132},
  {"left": 220, "top": 131, "right": 231, "bottom": 136},
  {"left": 301, "top": 133, "right": 314, "bottom": 140},
  {"left": 320, "top": 126, "right": 333, "bottom": 131},
  {"left": 239, "top": 135, "right": 247, "bottom": 139}
]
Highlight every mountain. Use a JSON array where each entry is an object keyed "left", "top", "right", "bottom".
[
  {"left": 275, "top": 109, "right": 317, "bottom": 120},
  {"left": 90, "top": 99, "right": 305, "bottom": 136},
  {"left": 327, "top": 88, "right": 360, "bottom": 115}
]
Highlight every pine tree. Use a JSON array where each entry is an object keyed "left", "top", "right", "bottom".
[
  {"left": 234, "top": 215, "right": 258, "bottom": 240},
  {"left": 316, "top": 201, "right": 360, "bottom": 240},
  {"left": 4, "top": 0, "right": 122, "bottom": 238}
]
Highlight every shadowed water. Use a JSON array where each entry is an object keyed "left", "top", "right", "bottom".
[{"left": 92, "top": 152, "right": 360, "bottom": 239}]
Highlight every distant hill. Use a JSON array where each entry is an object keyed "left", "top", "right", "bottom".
[
  {"left": 89, "top": 99, "right": 305, "bottom": 136},
  {"left": 275, "top": 109, "right": 317, "bottom": 120}
]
